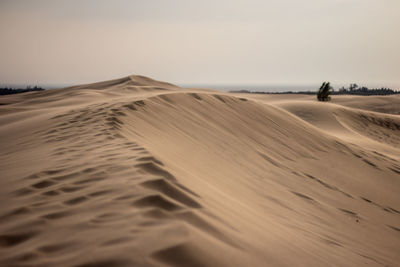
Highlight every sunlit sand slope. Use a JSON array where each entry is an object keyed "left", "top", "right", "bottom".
[{"left": 0, "top": 76, "right": 399, "bottom": 267}]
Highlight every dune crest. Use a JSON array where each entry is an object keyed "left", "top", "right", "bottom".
[
  {"left": 0, "top": 75, "right": 399, "bottom": 266},
  {"left": 65, "top": 75, "right": 179, "bottom": 91}
]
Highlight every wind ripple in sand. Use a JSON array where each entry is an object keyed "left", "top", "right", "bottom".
[{"left": 0, "top": 100, "right": 239, "bottom": 267}]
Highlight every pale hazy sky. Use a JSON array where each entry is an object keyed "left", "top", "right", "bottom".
[{"left": 1, "top": 0, "right": 399, "bottom": 88}]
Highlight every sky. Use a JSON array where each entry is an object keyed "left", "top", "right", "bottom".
[{"left": 0, "top": 0, "right": 399, "bottom": 89}]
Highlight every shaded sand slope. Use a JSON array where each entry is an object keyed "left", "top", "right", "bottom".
[
  {"left": 0, "top": 77, "right": 399, "bottom": 267},
  {"left": 275, "top": 100, "right": 400, "bottom": 153},
  {"left": 331, "top": 95, "right": 400, "bottom": 115}
]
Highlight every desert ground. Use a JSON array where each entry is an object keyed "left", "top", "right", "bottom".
[{"left": 0, "top": 75, "right": 399, "bottom": 267}]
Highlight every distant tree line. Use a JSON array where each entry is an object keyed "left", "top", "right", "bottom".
[
  {"left": 0, "top": 86, "right": 44, "bottom": 95},
  {"left": 334, "top": 83, "right": 398, "bottom": 96},
  {"left": 230, "top": 83, "right": 399, "bottom": 96},
  {"left": 229, "top": 89, "right": 316, "bottom": 95}
]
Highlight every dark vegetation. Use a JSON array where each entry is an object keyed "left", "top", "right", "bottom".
[
  {"left": 317, "top": 82, "right": 332, "bottom": 101},
  {"left": 336, "top": 83, "right": 398, "bottom": 96},
  {"left": 0, "top": 86, "right": 44, "bottom": 95},
  {"left": 230, "top": 83, "right": 399, "bottom": 97}
]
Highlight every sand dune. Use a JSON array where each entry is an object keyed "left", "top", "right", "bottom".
[{"left": 0, "top": 76, "right": 399, "bottom": 266}]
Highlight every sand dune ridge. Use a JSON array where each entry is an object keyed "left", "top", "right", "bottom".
[{"left": 0, "top": 75, "right": 399, "bottom": 266}]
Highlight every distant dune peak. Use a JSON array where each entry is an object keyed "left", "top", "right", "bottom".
[
  {"left": 65, "top": 74, "right": 179, "bottom": 91},
  {"left": 127, "top": 74, "right": 179, "bottom": 88}
]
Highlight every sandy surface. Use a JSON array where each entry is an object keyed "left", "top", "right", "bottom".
[{"left": 0, "top": 75, "right": 399, "bottom": 267}]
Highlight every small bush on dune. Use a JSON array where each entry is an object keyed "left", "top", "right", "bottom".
[{"left": 317, "top": 82, "right": 332, "bottom": 101}]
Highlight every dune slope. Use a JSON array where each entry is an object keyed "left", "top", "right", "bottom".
[{"left": 0, "top": 76, "right": 399, "bottom": 267}]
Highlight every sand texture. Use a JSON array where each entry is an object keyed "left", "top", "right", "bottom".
[{"left": 0, "top": 75, "right": 399, "bottom": 267}]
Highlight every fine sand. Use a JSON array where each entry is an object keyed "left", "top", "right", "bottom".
[{"left": 0, "top": 75, "right": 399, "bottom": 267}]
